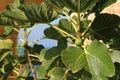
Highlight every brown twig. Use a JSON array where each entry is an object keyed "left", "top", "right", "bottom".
[
  {"left": 24, "top": 28, "right": 37, "bottom": 80},
  {"left": 26, "top": 49, "right": 37, "bottom": 80}
]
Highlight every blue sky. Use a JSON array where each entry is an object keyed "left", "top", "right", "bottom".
[
  {"left": 18, "top": 23, "right": 57, "bottom": 48},
  {"left": 18, "top": 16, "right": 67, "bottom": 48}
]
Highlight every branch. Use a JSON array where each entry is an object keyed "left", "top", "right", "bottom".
[
  {"left": 24, "top": 28, "right": 37, "bottom": 80},
  {"left": 26, "top": 49, "right": 37, "bottom": 80}
]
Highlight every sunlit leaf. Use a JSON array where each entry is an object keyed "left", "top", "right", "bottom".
[
  {"left": 86, "top": 40, "right": 115, "bottom": 79},
  {"left": 0, "top": 39, "right": 13, "bottom": 49}
]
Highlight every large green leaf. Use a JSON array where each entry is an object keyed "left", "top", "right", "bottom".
[
  {"left": 91, "top": 14, "right": 120, "bottom": 40},
  {"left": 86, "top": 40, "right": 115, "bottom": 79},
  {"left": 49, "top": 0, "right": 99, "bottom": 12},
  {"left": 61, "top": 40, "right": 115, "bottom": 79},
  {"left": 19, "top": 2, "right": 58, "bottom": 23},
  {"left": 92, "top": 0, "right": 117, "bottom": 12},
  {"left": 0, "top": 39, "right": 13, "bottom": 49},
  {"left": 61, "top": 47, "right": 86, "bottom": 73}
]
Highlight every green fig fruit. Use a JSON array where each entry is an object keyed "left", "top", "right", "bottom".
[{"left": 75, "top": 38, "right": 82, "bottom": 46}]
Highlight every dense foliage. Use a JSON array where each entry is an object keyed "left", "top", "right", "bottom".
[{"left": 0, "top": 0, "right": 120, "bottom": 80}]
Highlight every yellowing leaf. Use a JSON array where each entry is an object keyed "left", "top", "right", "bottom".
[{"left": 0, "top": 39, "right": 13, "bottom": 49}]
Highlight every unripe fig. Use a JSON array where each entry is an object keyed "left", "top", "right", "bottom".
[{"left": 75, "top": 38, "right": 82, "bottom": 46}]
